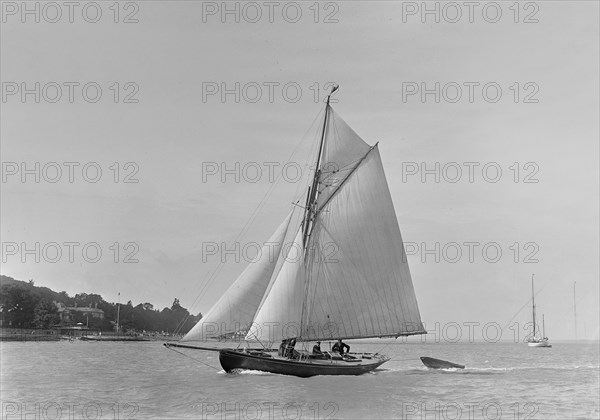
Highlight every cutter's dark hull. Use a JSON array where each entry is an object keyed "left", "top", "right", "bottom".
[{"left": 219, "top": 350, "right": 388, "bottom": 377}]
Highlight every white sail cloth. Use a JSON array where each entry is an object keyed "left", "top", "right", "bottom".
[
  {"left": 181, "top": 212, "right": 292, "bottom": 342},
  {"left": 245, "top": 229, "right": 305, "bottom": 343},
  {"left": 302, "top": 147, "right": 425, "bottom": 340}
]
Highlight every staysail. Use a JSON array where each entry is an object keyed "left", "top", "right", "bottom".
[
  {"left": 245, "top": 105, "right": 425, "bottom": 343},
  {"left": 181, "top": 211, "right": 293, "bottom": 341},
  {"left": 245, "top": 229, "right": 306, "bottom": 342}
]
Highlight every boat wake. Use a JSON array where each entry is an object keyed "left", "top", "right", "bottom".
[
  {"left": 220, "top": 369, "right": 274, "bottom": 376},
  {"left": 379, "top": 366, "right": 502, "bottom": 375}
]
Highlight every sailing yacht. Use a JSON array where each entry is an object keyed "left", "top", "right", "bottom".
[
  {"left": 527, "top": 274, "right": 552, "bottom": 348},
  {"left": 167, "top": 86, "right": 426, "bottom": 376}
]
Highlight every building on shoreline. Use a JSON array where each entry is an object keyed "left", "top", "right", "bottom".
[{"left": 55, "top": 302, "right": 105, "bottom": 323}]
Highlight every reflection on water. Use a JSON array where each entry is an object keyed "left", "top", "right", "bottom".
[{"left": 1, "top": 341, "right": 598, "bottom": 419}]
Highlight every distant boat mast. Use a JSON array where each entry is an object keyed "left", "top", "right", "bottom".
[
  {"left": 542, "top": 314, "right": 546, "bottom": 338},
  {"left": 531, "top": 274, "right": 536, "bottom": 338},
  {"left": 116, "top": 292, "right": 121, "bottom": 334},
  {"left": 573, "top": 281, "right": 577, "bottom": 339}
]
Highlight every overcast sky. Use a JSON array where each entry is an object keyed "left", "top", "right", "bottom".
[{"left": 2, "top": 1, "right": 598, "bottom": 340}]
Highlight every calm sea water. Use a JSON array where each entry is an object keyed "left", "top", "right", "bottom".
[{"left": 1, "top": 340, "right": 598, "bottom": 419}]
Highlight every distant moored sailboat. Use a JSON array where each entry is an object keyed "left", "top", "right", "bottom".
[{"left": 527, "top": 274, "right": 552, "bottom": 348}]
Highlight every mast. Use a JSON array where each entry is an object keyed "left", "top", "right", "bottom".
[
  {"left": 302, "top": 84, "right": 338, "bottom": 247},
  {"left": 573, "top": 281, "right": 577, "bottom": 339},
  {"left": 116, "top": 292, "right": 121, "bottom": 335},
  {"left": 542, "top": 314, "right": 546, "bottom": 338},
  {"left": 531, "top": 274, "right": 536, "bottom": 338}
]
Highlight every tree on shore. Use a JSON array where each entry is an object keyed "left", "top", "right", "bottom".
[
  {"left": 0, "top": 275, "right": 201, "bottom": 333},
  {"left": 33, "top": 299, "right": 60, "bottom": 328},
  {"left": 0, "top": 282, "right": 39, "bottom": 327}
]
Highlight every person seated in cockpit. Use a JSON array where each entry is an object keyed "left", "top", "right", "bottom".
[
  {"left": 284, "top": 338, "right": 298, "bottom": 359},
  {"left": 332, "top": 339, "right": 350, "bottom": 355}
]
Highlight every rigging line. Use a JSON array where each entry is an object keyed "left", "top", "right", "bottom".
[
  {"left": 501, "top": 284, "right": 548, "bottom": 332},
  {"left": 303, "top": 222, "right": 345, "bottom": 340},
  {"left": 214, "top": 105, "right": 323, "bottom": 251},
  {"left": 374, "top": 338, "right": 398, "bottom": 356},
  {"left": 253, "top": 225, "right": 302, "bottom": 320},
  {"left": 307, "top": 227, "right": 347, "bottom": 341},
  {"left": 317, "top": 145, "right": 377, "bottom": 214},
  {"left": 165, "top": 345, "right": 221, "bottom": 371},
  {"left": 319, "top": 155, "right": 368, "bottom": 177},
  {"left": 173, "top": 107, "right": 325, "bottom": 335},
  {"left": 299, "top": 109, "right": 348, "bottom": 337},
  {"left": 245, "top": 333, "right": 269, "bottom": 350},
  {"left": 290, "top": 105, "right": 327, "bottom": 205},
  {"left": 302, "top": 104, "right": 330, "bottom": 246},
  {"left": 317, "top": 155, "right": 371, "bottom": 195},
  {"left": 300, "top": 224, "right": 327, "bottom": 339},
  {"left": 322, "top": 108, "right": 362, "bottom": 172},
  {"left": 303, "top": 217, "right": 348, "bottom": 341},
  {"left": 317, "top": 110, "right": 381, "bottom": 199}
]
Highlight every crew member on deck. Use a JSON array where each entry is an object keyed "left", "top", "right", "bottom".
[
  {"left": 285, "top": 338, "right": 297, "bottom": 359},
  {"left": 278, "top": 339, "right": 289, "bottom": 357},
  {"left": 332, "top": 339, "right": 350, "bottom": 355},
  {"left": 312, "top": 341, "right": 322, "bottom": 355}
]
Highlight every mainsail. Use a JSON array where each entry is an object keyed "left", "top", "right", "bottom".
[
  {"left": 245, "top": 104, "right": 426, "bottom": 343},
  {"left": 181, "top": 212, "right": 292, "bottom": 341},
  {"left": 302, "top": 146, "right": 424, "bottom": 340}
]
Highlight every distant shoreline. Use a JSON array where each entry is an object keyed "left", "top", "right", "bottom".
[{"left": 0, "top": 327, "right": 181, "bottom": 342}]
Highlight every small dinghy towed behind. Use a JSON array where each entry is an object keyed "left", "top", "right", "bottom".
[{"left": 420, "top": 357, "right": 465, "bottom": 370}]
